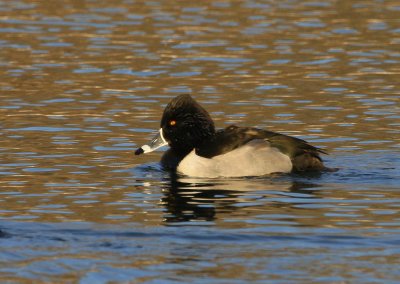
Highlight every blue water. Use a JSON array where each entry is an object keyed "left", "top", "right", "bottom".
[
  {"left": 0, "top": 0, "right": 399, "bottom": 282},
  {"left": 1, "top": 153, "right": 399, "bottom": 282}
]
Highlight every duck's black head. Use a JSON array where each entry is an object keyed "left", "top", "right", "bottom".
[{"left": 161, "top": 94, "right": 215, "bottom": 155}]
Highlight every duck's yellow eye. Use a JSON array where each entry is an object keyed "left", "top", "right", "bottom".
[{"left": 169, "top": 120, "right": 176, "bottom": 126}]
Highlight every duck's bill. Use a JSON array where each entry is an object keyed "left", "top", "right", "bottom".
[{"left": 135, "top": 128, "right": 168, "bottom": 155}]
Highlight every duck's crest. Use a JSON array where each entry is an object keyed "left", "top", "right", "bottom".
[{"left": 161, "top": 94, "right": 215, "bottom": 133}]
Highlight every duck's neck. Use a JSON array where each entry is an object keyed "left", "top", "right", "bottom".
[
  {"left": 172, "top": 128, "right": 216, "bottom": 158},
  {"left": 194, "top": 132, "right": 219, "bottom": 158}
]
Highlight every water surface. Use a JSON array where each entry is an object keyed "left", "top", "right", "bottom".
[{"left": 0, "top": 0, "right": 399, "bottom": 283}]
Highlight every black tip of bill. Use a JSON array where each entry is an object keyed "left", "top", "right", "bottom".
[
  {"left": 135, "top": 148, "right": 144, "bottom": 155},
  {"left": 135, "top": 128, "right": 168, "bottom": 156}
]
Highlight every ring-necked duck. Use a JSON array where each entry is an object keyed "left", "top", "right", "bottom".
[{"left": 135, "top": 94, "right": 328, "bottom": 178}]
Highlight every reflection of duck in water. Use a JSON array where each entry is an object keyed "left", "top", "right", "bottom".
[
  {"left": 136, "top": 94, "right": 329, "bottom": 178},
  {"left": 161, "top": 174, "right": 321, "bottom": 223}
]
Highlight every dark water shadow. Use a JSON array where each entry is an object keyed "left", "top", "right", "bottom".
[
  {"left": 130, "top": 153, "right": 400, "bottom": 229},
  {"left": 0, "top": 229, "right": 11, "bottom": 238},
  {"left": 159, "top": 171, "right": 324, "bottom": 224}
]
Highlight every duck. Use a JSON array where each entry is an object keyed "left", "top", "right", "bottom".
[{"left": 135, "top": 94, "right": 328, "bottom": 178}]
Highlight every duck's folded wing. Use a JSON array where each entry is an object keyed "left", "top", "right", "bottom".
[
  {"left": 197, "top": 126, "right": 327, "bottom": 172},
  {"left": 265, "top": 134, "right": 326, "bottom": 172}
]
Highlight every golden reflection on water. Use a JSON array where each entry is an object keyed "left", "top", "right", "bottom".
[
  {"left": 0, "top": 0, "right": 398, "bottom": 221},
  {"left": 0, "top": 0, "right": 399, "bottom": 281}
]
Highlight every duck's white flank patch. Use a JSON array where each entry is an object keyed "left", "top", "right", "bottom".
[{"left": 177, "top": 139, "right": 292, "bottom": 178}]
